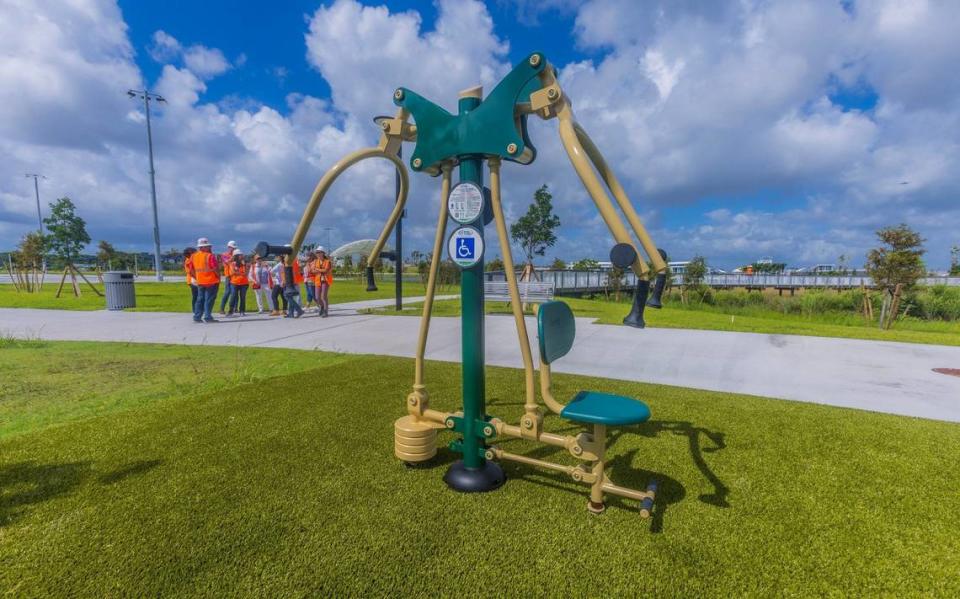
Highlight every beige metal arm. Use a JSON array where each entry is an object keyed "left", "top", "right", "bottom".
[
  {"left": 488, "top": 158, "right": 538, "bottom": 423},
  {"left": 572, "top": 123, "right": 666, "bottom": 273},
  {"left": 289, "top": 147, "right": 409, "bottom": 263},
  {"left": 290, "top": 109, "right": 413, "bottom": 261},
  {"left": 413, "top": 163, "right": 452, "bottom": 387},
  {"left": 532, "top": 62, "right": 666, "bottom": 277},
  {"left": 538, "top": 362, "right": 567, "bottom": 416}
]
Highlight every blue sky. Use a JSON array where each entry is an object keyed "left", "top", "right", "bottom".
[
  {"left": 121, "top": 0, "right": 598, "bottom": 114},
  {"left": 1, "top": 0, "right": 958, "bottom": 270}
]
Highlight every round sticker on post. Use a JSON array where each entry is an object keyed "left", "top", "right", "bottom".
[
  {"left": 448, "top": 226, "right": 484, "bottom": 269},
  {"left": 448, "top": 182, "right": 484, "bottom": 224}
]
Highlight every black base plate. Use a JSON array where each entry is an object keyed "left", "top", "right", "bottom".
[{"left": 443, "top": 460, "right": 506, "bottom": 493}]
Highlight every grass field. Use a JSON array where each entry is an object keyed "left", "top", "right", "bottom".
[
  {"left": 2, "top": 340, "right": 958, "bottom": 595},
  {"left": 0, "top": 278, "right": 426, "bottom": 313},
  {"left": 368, "top": 296, "right": 960, "bottom": 346}
]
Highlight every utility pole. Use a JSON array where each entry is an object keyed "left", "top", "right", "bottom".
[
  {"left": 24, "top": 173, "right": 47, "bottom": 271},
  {"left": 128, "top": 89, "right": 166, "bottom": 281}
]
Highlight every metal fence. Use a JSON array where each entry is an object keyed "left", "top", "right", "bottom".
[{"left": 485, "top": 270, "right": 960, "bottom": 293}]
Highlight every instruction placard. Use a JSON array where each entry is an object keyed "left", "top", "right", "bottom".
[{"left": 448, "top": 182, "right": 484, "bottom": 224}]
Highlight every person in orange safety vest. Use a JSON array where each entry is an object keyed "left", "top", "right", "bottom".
[
  {"left": 313, "top": 246, "right": 333, "bottom": 318},
  {"left": 190, "top": 238, "right": 220, "bottom": 323},
  {"left": 225, "top": 248, "right": 249, "bottom": 316},
  {"left": 183, "top": 247, "right": 198, "bottom": 310}
]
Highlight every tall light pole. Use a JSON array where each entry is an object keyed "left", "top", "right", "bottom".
[
  {"left": 322, "top": 226, "right": 334, "bottom": 250},
  {"left": 24, "top": 173, "right": 46, "bottom": 271},
  {"left": 128, "top": 89, "right": 166, "bottom": 281}
]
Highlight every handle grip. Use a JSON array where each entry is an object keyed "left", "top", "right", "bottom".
[
  {"left": 254, "top": 241, "right": 293, "bottom": 258},
  {"left": 646, "top": 248, "right": 669, "bottom": 309},
  {"left": 639, "top": 479, "right": 658, "bottom": 518}
]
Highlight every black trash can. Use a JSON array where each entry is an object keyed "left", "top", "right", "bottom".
[{"left": 103, "top": 271, "right": 136, "bottom": 310}]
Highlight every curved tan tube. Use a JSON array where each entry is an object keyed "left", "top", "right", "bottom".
[
  {"left": 538, "top": 363, "right": 567, "bottom": 415},
  {"left": 289, "top": 147, "right": 409, "bottom": 263},
  {"left": 414, "top": 164, "right": 452, "bottom": 386},
  {"left": 488, "top": 158, "right": 536, "bottom": 414},
  {"left": 573, "top": 123, "right": 667, "bottom": 273},
  {"left": 558, "top": 119, "right": 649, "bottom": 278}
]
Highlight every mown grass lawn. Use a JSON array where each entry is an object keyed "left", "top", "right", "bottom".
[
  {"left": 0, "top": 278, "right": 426, "bottom": 313},
  {"left": 1, "top": 340, "right": 958, "bottom": 596},
  {"left": 368, "top": 296, "right": 960, "bottom": 347}
]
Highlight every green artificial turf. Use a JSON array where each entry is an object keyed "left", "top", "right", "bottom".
[
  {"left": 367, "top": 297, "right": 960, "bottom": 347},
  {"left": 1, "top": 341, "right": 959, "bottom": 595},
  {"left": 0, "top": 278, "right": 426, "bottom": 313}
]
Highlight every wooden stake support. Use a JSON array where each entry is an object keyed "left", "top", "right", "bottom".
[{"left": 54, "top": 264, "right": 103, "bottom": 298}]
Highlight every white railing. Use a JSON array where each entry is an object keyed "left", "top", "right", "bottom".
[
  {"left": 484, "top": 270, "right": 960, "bottom": 291},
  {"left": 484, "top": 280, "right": 555, "bottom": 302}
]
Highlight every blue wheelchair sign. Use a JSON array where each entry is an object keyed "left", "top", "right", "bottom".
[
  {"left": 456, "top": 237, "right": 475, "bottom": 260},
  {"left": 448, "top": 226, "right": 484, "bottom": 268}
]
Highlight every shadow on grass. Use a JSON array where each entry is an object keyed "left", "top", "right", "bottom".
[
  {"left": 1, "top": 459, "right": 164, "bottom": 526},
  {"left": 631, "top": 420, "right": 730, "bottom": 508},
  {"left": 398, "top": 417, "right": 728, "bottom": 532},
  {"left": 0, "top": 461, "right": 91, "bottom": 526},
  {"left": 97, "top": 459, "right": 164, "bottom": 485}
]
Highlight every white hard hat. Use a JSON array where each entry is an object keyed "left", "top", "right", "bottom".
[
  {"left": 227, "top": 240, "right": 237, "bottom": 248},
  {"left": 316, "top": 246, "right": 326, "bottom": 253},
  {"left": 197, "top": 237, "right": 211, "bottom": 247},
  {"left": 232, "top": 248, "right": 244, "bottom": 256}
]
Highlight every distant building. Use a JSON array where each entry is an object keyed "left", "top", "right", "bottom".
[
  {"left": 793, "top": 264, "right": 836, "bottom": 274},
  {"left": 668, "top": 260, "right": 691, "bottom": 275}
]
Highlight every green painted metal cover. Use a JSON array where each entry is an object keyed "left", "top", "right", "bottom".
[
  {"left": 537, "top": 300, "right": 576, "bottom": 364},
  {"left": 394, "top": 52, "right": 547, "bottom": 172}
]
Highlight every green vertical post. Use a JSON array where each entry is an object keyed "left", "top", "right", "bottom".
[
  {"left": 443, "top": 87, "right": 505, "bottom": 492},
  {"left": 459, "top": 94, "right": 484, "bottom": 470}
]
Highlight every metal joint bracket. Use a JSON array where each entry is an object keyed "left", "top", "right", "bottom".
[
  {"left": 444, "top": 415, "right": 496, "bottom": 439},
  {"left": 570, "top": 465, "right": 597, "bottom": 484},
  {"left": 406, "top": 385, "right": 428, "bottom": 417},
  {"left": 529, "top": 83, "right": 563, "bottom": 119},
  {"left": 519, "top": 409, "right": 544, "bottom": 440},
  {"left": 568, "top": 432, "right": 600, "bottom": 462}
]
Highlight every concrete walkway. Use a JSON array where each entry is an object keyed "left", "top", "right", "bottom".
[{"left": 2, "top": 304, "right": 959, "bottom": 423}]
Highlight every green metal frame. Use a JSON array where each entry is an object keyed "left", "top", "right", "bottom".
[{"left": 394, "top": 52, "right": 546, "bottom": 173}]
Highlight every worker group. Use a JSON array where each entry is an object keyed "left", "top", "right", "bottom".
[{"left": 184, "top": 237, "right": 333, "bottom": 322}]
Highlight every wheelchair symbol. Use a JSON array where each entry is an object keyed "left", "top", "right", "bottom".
[{"left": 456, "top": 237, "right": 475, "bottom": 259}]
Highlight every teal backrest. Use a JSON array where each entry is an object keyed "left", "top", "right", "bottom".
[{"left": 537, "top": 301, "right": 576, "bottom": 364}]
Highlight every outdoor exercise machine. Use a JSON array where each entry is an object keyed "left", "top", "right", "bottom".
[{"left": 260, "top": 52, "right": 670, "bottom": 515}]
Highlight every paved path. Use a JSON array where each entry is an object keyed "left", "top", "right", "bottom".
[{"left": 2, "top": 304, "right": 959, "bottom": 423}]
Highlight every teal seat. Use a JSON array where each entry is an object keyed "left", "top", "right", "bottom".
[
  {"left": 538, "top": 301, "right": 651, "bottom": 426},
  {"left": 561, "top": 391, "right": 651, "bottom": 426}
]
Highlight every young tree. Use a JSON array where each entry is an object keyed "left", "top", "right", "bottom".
[
  {"left": 950, "top": 245, "right": 960, "bottom": 276},
  {"left": 865, "top": 224, "right": 926, "bottom": 295},
  {"left": 43, "top": 197, "right": 90, "bottom": 266},
  {"left": 751, "top": 261, "right": 786, "bottom": 274},
  {"left": 572, "top": 257, "right": 599, "bottom": 270},
  {"left": 15, "top": 231, "right": 46, "bottom": 267},
  {"left": 510, "top": 185, "right": 561, "bottom": 268},
  {"left": 837, "top": 254, "right": 849, "bottom": 275},
  {"left": 606, "top": 265, "right": 626, "bottom": 301},
  {"left": 97, "top": 240, "right": 117, "bottom": 269},
  {"left": 485, "top": 256, "right": 505, "bottom": 272},
  {"left": 550, "top": 258, "right": 566, "bottom": 270},
  {"left": 10, "top": 232, "right": 47, "bottom": 292},
  {"left": 681, "top": 255, "right": 707, "bottom": 304}
]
